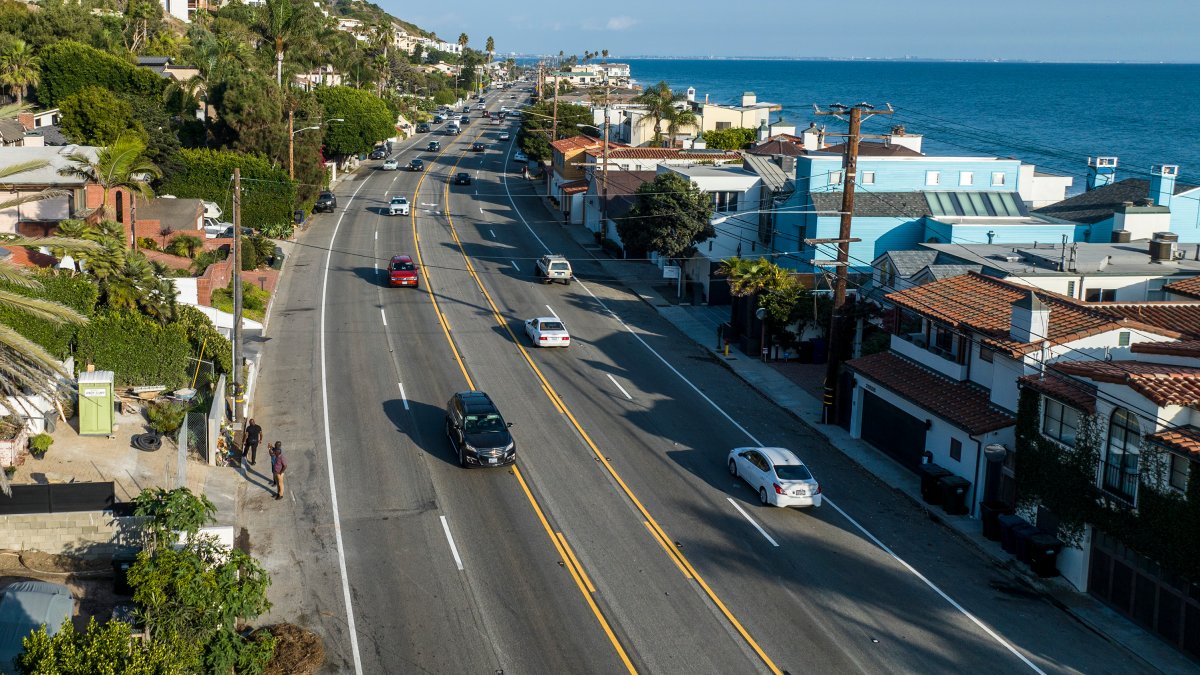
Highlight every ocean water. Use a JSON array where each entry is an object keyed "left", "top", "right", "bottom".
[{"left": 615, "top": 59, "right": 1200, "bottom": 189}]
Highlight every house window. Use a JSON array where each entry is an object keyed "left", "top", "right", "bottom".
[
  {"left": 949, "top": 438, "right": 962, "bottom": 462},
  {"left": 1085, "top": 288, "right": 1116, "bottom": 302},
  {"left": 1103, "top": 408, "right": 1141, "bottom": 502},
  {"left": 716, "top": 121, "right": 732, "bottom": 130},
  {"left": 979, "top": 345, "right": 994, "bottom": 363},
  {"left": 1066, "top": 280, "right": 1076, "bottom": 298},
  {"left": 991, "top": 172, "right": 1006, "bottom": 186},
  {"left": 1118, "top": 331, "right": 1130, "bottom": 347},
  {"left": 925, "top": 171, "right": 940, "bottom": 186},
  {"left": 115, "top": 190, "right": 124, "bottom": 224},
  {"left": 829, "top": 170, "right": 843, "bottom": 186},
  {"left": 710, "top": 191, "right": 739, "bottom": 213},
  {"left": 1041, "top": 398, "right": 1080, "bottom": 446},
  {"left": 1169, "top": 453, "right": 1190, "bottom": 492},
  {"left": 861, "top": 171, "right": 876, "bottom": 185},
  {"left": 959, "top": 171, "right": 974, "bottom": 186}
]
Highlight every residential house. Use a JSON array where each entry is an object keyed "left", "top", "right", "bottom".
[
  {"left": 1165, "top": 275, "right": 1200, "bottom": 301},
  {"left": 872, "top": 239, "right": 1200, "bottom": 302},
  {"left": 690, "top": 92, "right": 781, "bottom": 135},
  {"left": 134, "top": 197, "right": 205, "bottom": 247},
  {"left": 14, "top": 109, "right": 67, "bottom": 147},
  {"left": 295, "top": 64, "right": 343, "bottom": 91},
  {"left": 578, "top": 147, "right": 742, "bottom": 172},
  {"left": 579, "top": 169, "right": 656, "bottom": 250},
  {"left": 1017, "top": 341, "right": 1200, "bottom": 657},
  {"left": 160, "top": 0, "right": 211, "bottom": 22},
  {"left": 0, "top": 145, "right": 136, "bottom": 242},
  {"left": 136, "top": 57, "right": 200, "bottom": 83},
  {"left": 1035, "top": 159, "right": 1200, "bottom": 244},
  {"left": 845, "top": 272, "right": 1184, "bottom": 528},
  {"left": 548, "top": 136, "right": 606, "bottom": 224}
]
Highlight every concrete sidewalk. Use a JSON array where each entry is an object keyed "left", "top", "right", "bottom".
[{"left": 540, "top": 209, "right": 1193, "bottom": 673}]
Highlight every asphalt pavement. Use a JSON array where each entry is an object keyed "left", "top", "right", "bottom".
[{"left": 247, "top": 88, "right": 1166, "bottom": 675}]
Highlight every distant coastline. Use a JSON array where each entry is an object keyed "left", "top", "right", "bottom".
[{"left": 512, "top": 55, "right": 1195, "bottom": 65}]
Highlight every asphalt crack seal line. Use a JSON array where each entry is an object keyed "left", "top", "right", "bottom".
[
  {"left": 438, "top": 145, "right": 781, "bottom": 674},
  {"left": 411, "top": 128, "right": 637, "bottom": 674}
]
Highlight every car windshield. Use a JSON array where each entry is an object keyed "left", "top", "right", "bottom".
[
  {"left": 540, "top": 321, "right": 564, "bottom": 331},
  {"left": 464, "top": 413, "right": 505, "bottom": 434},
  {"left": 320, "top": 193, "right": 332, "bottom": 199},
  {"left": 774, "top": 464, "right": 813, "bottom": 481}
]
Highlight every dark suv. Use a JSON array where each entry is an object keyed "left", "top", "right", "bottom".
[
  {"left": 314, "top": 191, "right": 336, "bottom": 212},
  {"left": 444, "top": 391, "right": 515, "bottom": 468}
]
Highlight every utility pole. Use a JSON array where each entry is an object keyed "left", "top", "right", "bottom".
[
  {"left": 231, "top": 168, "right": 244, "bottom": 423},
  {"left": 813, "top": 102, "right": 892, "bottom": 424},
  {"left": 550, "top": 68, "right": 560, "bottom": 145},
  {"left": 600, "top": 75, "right": 611, "bottom": 242},
  {"left": 287, "top": 109, "right": 295, "bottom": 180}
]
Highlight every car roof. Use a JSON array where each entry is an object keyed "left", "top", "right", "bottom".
[
  {"left": 455, "top": 391, "right": 499, "bottom": 414},
  {"left": 390, "top": 196, "right": 407, "bottom": 202},
  {"left": 390, "top": 255, "right": 413, "bottom": 264},
  {"left": 735, "top": 446, "right": 805, "bottom": 466},
  {"left": 530, "top": 316, "right": 562, "bottom": 324}
]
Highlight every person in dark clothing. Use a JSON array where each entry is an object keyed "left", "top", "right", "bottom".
[
  {"left": 270, "top": 442, "right": 286, "bottom": 500},
  {"left": 243, "top": 419, "right": 262, "bottom": 465}
]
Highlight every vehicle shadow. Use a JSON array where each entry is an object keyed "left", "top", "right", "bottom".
[
  {"left": 381, "top": 398, "right": 459, "bottom": 468},
  {"left": 352, "top": 266, "right": 387, "bottom": 287}
]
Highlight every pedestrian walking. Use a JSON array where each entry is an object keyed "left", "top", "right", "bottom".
[
  {"left": 270, "top": 442, "right": 287, "bottom": 500},
  {"left": 243, "top": 419, "right": 262, "bottom": 465}
]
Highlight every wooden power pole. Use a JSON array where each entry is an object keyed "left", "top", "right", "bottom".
[
  {"left": 232, "top": 167, "right": 244, "bottom": 422},
  {"left": 813, "top": 102, "right": 892, "bottom": 425}
]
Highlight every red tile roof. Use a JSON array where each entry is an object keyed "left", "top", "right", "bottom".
[
  {"left": 1050, "top": 360, "right": 1200, "bottom": 407},
  {"left": 1018, "top": 373, "right": 1097, "bottom": 413},
  {"left": 1165, "top": 276, "right": 1200, "bottom": 300},
  {"left": 560, "top": 179, "right": 588, "bottom": 195},
  {"left": 583, "top": 147, "right": 742, "bottom": 161},
  {"left": 1, "top": 246, "right": 56, "bottom": 268},
  {"left": 550, "top": 136, "right": 604, "bottom": 154},
  {"left": 885, "top": 272, "right": 1180, "bottom": 357},
  {"left": 1132, "top": 340, "right": 1200, "bottom": 358},
  {"left": 1091, "top": 302, "right": 1200, "bottom": 339},
  {"left": 1146, "top": 425, "right": 1200, "bottom": 455},
  {"left": 846, "top": 351, "right": 1015, "bottom": 434}
]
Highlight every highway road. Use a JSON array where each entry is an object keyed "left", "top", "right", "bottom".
[{"left": 253, "top": 89, "right": 1156, "bottom": 674}]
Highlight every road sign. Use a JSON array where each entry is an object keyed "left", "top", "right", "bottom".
[{"left": 662, "top": 265, "right": 681, "bottom": 280}]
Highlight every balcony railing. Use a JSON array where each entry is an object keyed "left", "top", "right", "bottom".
[{"left": 1099, "top": 458, "right": 1139, "bottom": 506}]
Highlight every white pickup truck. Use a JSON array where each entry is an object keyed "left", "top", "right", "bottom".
[{"left": 535, "top": 254, "right": 572, "bottom": 284}]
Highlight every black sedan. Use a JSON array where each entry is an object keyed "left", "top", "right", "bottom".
[
  {"left": 470, "top": 142, "right": 486, "bottom": 152},
  {"left": 453, "top": 172, "right": 472, "bottom": 185}
]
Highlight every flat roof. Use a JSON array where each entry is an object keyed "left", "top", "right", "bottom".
[{"left": 920, "top": 241, "right": 1200, "bottom": 276}]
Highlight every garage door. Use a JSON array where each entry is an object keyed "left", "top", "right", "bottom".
[{"left": 861, "top": 392, "right": 927, "bottom": 472}]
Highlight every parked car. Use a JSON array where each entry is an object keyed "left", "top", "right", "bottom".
[
  {"left": 498, "top": 132, "right": 511, "bottom": 141},
  {"left": 369, "top": 147, "right": 387, "bottom": 160},
  {"left": 524, "top": 317, "right": 570, "bottom": 347},
  {"left": 388, "top": 254, "right": 419, "bottom": 287},
  {"left": 416, "top": 122, "right": 431, "bottom": 133},
  {"left": 453, "top": 172, "right": 472, "bottom": 185},
  {"left": 444, "top": 391, "right": 516, "bottom": 468},
  {"left": 428, "top": 140, "right": 441, "bottom": 151},
  {"left": 382, "top": 159, "right": 399, "bottom": 170},
  {"left": 471, "top": 142, "right": 485, "bottom": 152},
  {"left": 728, "top": 447, "right": 822, "bottom": 508},
  {"left": 314, "top": 191, "right": 337, "bottom": 212},
  {"left": 409, "top": 159, "right": 424, "bottom": 172},
  {"left": 513, "top": 150, "right": 528, "bottom": 163},
  {"left": 388, "top": 196, "right": 410, "bottom": 216}
]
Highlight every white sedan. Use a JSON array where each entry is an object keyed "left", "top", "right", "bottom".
[
  {"left": 381, "top": 159, "right": 399, "bottom": 171},
  {"left": 728, "top": 447, "right": 822, "bottom": 508},
  {"left": 498, "top": 132, "right": 511, "bottom": 141},
  {"left": 524, "top": 317, "right": 570, "bottom": 347},
  {"left": 513, "top": 150, "right": 528, "bottom": 163}
]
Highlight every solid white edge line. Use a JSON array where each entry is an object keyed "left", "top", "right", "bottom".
[
  {"left": 319, "top": 178, "right": 368, "bottom": 675},
  {"left": 440, "top": 515, "right": 465, "bottom": 571},
  {"left": 606, "top": 373, "right": 633, "bottom": 401},
  {"left": 398, "top": 382, "right": 409, "bottom": 411},
  {"left": 498, "top": 149, "right": 1047, "bottom": 675},
  {"left": 725, "top": 497, "right": 779, "bottom": 547}
]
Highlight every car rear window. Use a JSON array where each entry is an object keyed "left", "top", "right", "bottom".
[
  {"left": 541, "top": 321, "right": 564, "bottom": 331},
  {"left": 774, "top": 464, "right": 813, "bottom": 481},
  {"left": 550, "top": 262, "right": 570, "bottom": 270}
]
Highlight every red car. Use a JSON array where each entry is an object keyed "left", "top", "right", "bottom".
[{"left": 388, "top": 255, "right": 419, "bottom": 288}]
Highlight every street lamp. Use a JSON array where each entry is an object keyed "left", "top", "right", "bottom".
[
  {"left": 288, "top": 114, "right": 344, "bottom": 179},
  {"left": 576, "top": 122, "right": 611, "bottom": 243}
]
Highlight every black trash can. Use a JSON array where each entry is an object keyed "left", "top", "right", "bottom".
[
  {"left": 918, "top": 464, "right": 952, "bottom": 505},
  {"left": 980, "top": 501, "right": 1014, "bottom": 541},
  {"left": 999, "top": 514, "right": 1027, "bottom": 553},
  {"left": 1028, "top": 534, "right": 1063, "bottom": 578},
  {"left": 112, "top": 552, "right": 137, "bottom": 596},
  {"left": 1013, "top": 523, "right": 1039, "bottom": 563},
  {"left": 938, "top": 475, "right": 971, "bottom": 515}
]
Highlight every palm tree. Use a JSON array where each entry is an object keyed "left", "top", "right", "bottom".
[
  {"left": 259, "top": 0, "right": 299, "bottom": 86},
  {"left": 485, "top": 36, "right": 494, "bottom": 63},
  {"left": 719, "top": 257, "right": 790, "bottom": 297},
  {"left": 0, "top": 40, "right": 38, "bottom": 106},
  {"left": 457, "top": 32, "right": 468, "bottom": 54},
  {"left": 666, "top": 106, "right": 698, "bottom": 148},
  {"left": 634, "top": 81, "right": 684, "bottom": 146},
  {"left": 601, "top": 49, "right": 609, "bottom": 63},
  {"left": 58, "top": 133, "right": 161, "bottom": 250}
]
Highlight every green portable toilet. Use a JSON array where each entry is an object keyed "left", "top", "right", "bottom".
[{"left": 77, "top": 370, "right": 115, "bottom": 436}]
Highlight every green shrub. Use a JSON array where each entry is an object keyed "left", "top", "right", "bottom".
[
  {"left": 210, "top": 282, "right": 269, "bottom": 322},
  {"left": 0, "top": 270, "right": 98, "bottom": 359},
  {"left": 190, "top": 249, "right": 228, "bottom": 276},
  {"left": 240, "top": 237, "right": 259, "bottom": 271},
  {"left": 175, "top": 305, "right": 232, "bottom": 374},
  {"left": 146, "top": 400, "right": 186, "bottom": 435},
  {"left": 137, "top": 237, "right": 159, "bottom": 251},
  {"left": 159, "top": 149, "right": 297, "bottom": 234},
  {"left": 29, "top": 432, "right": 53, "bottom": 457},
  {"left": 38, "top": 41, "right": 165, "bottom": 106},
  {"left": 166, "top": 235, "right": 203, "bottom": 259},
  {"left": 250, "top": 235, "right": 274, "bottom": 263},
  {"left": 75, "top": 312, "right": 190, "bottom": 387}
]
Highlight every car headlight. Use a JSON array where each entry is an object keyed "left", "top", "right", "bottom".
[
  {"left": 463, "top": 442, "right": 476, "bottom": 453},
  {"left": 503, "top": 442, "right": 515, "bottom": 453}
]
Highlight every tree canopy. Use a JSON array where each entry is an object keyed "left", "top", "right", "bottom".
[
  {"left": 518, "top": 101, "right": 592, "bottom": 161},
  {"left": 701, "top": 127, "right": 757, "bottom": 150},
  {"left": 316, "top": 85, "right": 395, "bottom": 155},
  {"left": 58, "top": 86, "right": 135, "bottom": 146},
  {"left": 618, "top": 172, "right": 714, "bottom": 259},
  {"left": 38, "top": 40, "right": 163, "bottom": 106}
]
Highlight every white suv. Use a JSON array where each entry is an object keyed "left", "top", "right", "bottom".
[{"left": 388, "top": 197, "right": 410, "bottom": 216}]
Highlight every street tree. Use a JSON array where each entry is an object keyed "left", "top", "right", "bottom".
[
  {"left": 457, "top": 32, "right": 468, "bottom": 52},
  {"left": 619, "top": 172, "right": 714, "bottom": 259},
  {"left": 58, "top": 86, "right": 136, "bottom": 146},
  {"left": 485, "top": 35, "right": 494, "bottom": 63},
  {"left": 517, "top": 100, "right": 590, "bottom": 161},
  {"left": 316, "top": 85, "right": 394, "bottom": 156}
]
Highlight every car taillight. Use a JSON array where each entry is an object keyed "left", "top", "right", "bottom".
[
  {"left": 816, "top": 483, "right": 822, "bottom": 494},
  {"left": 773, "top": 483, "right": 784, "bottom": 495},
  {"left": 539, "top": 336, "right": 548, "bottom": 341}
]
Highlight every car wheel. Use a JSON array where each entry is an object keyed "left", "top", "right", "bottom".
[
  {"left": 458, "top": 446, "right": 467, "bottom": 468},
  {"left": 728, "top": 459, "right": 738, "bottom": 477},
  {"left": 759, "top": 487, "right": 770, "bottom": 506}
]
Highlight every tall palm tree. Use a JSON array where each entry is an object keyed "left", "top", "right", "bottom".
[
  {"left": 601, "top": 49, "right": 609, "bottom": 63},
  {"left": 259, "top": 0, "right": 299, "bottom": 86},
  {"left": 666, "top": 106, "right": 698, "bottom": 148},
  {"left": 0, "top": 40, "right": 38, "bottom": 106},
  {"left": 634, "top": 81, "right": 683, "bottom": 146},
  {"left": 58, "top": 133, "right": 161, "bottom": 249},
  {"left": 457, "top": 32, "right": 469, "bottom": 53},
  {"left": 719, "top": 257, "right": 789, "bottom": 297}
]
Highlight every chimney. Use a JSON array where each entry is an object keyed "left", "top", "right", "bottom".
[
  {"left": 800, "top": 122, "right": 821, "bottom": 151},
  {"left": 777, "top": 155, "right": 796, "bottom": 175},
  {"left": 16, "top": 112, "right": 33, "bottom": 131},
  {"left": 1086, "top": 156, "right": 1118, "bottom": 191},
  {"left": 1009, "top": 292, "right": 1049, "bottom": 343},
  {"left": 757, "top": 119, "right": 769, "bottom": 142},
  {"left": 686, "top": 86, "right": 695, "bottom": 102},
  {"left": 1149, "top": 164, "right": 1179, "bottom": 209},
  {"left": 741, "top": 92, "right": 756, "bottom": 107}
]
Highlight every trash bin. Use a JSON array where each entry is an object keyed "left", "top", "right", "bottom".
[
  {"left": 112, "top": 552, "right": 137, "bottom": 596},
  {"left": 938, "top": 475, "right": 971, "bottom": 515},
  {"left": 1028, "top": 534, "right": 1063, "bottom": 578},
  {"left": 271, "top": 246, "right": 285, "bottom": 270},
  {"left": 980, "top": 501, "right": 1014, "bottom": 541},
  {"left": 1012, "top": 523, "right": 1039, "bottom": 564},
  {"left": 999, "top": 514, "right": 1027, "bottom": 553},
  {"left": 918, "top": 464, "right": 952, "bottom": 505}
]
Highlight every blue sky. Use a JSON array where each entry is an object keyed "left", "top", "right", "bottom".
[{"left": 392, "top": 1, "right": 1199, "bottom": 62}]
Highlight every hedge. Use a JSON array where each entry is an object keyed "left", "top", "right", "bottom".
[
  {"left": 175, "top": 305, "right": 232, "bottom": 375},
  {"left": 159, "top": 149, "right": 297, "bottom": 233},
  {"left": 0, "top": 270, "right": 98, "bottom": 358},
  {"left": 75, "top": 312, "right": 190, "bottom": 387},
  {"left": 38, "top": 41, "right": 164, "bottom": 106}
]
